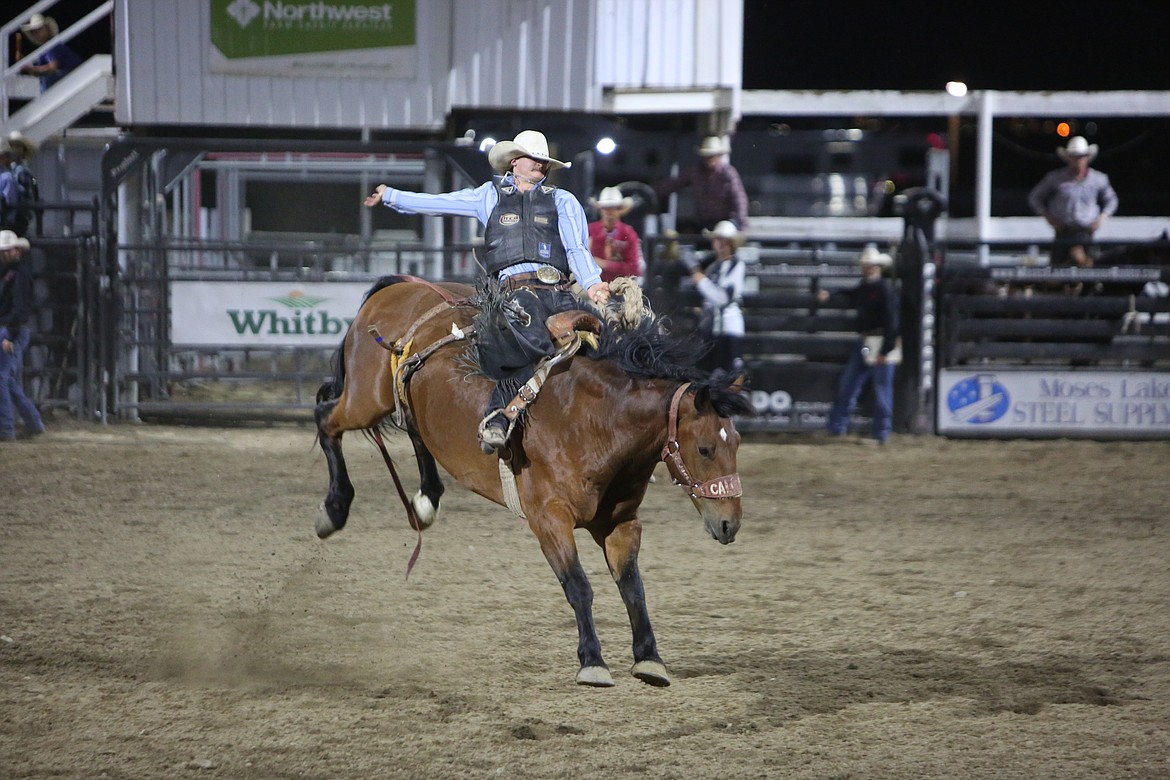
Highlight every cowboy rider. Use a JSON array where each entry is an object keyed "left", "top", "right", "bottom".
[{"left": 365, "top": 130, "right": 609, "bottom": 453}]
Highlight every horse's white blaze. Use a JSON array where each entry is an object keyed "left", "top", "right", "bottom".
[{"left": 720, "top": 426, "right": 728, "bottom": 442}]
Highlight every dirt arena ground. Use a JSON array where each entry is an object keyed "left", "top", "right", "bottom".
[{"left": 3, "top": 421, "right": 1169, "bottom": 779}]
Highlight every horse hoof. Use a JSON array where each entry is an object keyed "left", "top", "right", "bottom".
[
  {"left": 411, "top": 491, "right": 439, "bottom": 529},
  {"left": 575, "top": 665, "right": 615, "bottom": 687},
  {"left": 315, "top": 505, "right": 337, "bottom": 539},
  {"left": 631, "top": 660, "right": 671, "bottom": 687}
]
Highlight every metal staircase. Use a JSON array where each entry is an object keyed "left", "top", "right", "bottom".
[{"left": 2, "top": 2, "right": 114, "bottom": 142}]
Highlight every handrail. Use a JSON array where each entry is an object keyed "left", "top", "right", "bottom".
[{"left": 2, "top": 1, "right": 113, "bottom": 123}]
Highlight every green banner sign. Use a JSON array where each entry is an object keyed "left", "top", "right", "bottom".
[{"left": 210, "top": 0, "right": 416, "bottom": 59}]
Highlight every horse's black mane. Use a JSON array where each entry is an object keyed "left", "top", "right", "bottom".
[{"left": 590, "top": 315, "right": 756, "bottom": 418}]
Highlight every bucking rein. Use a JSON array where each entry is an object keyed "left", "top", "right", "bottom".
[{"left": 360, "top": 276, "right": 741, "bottom": 576}]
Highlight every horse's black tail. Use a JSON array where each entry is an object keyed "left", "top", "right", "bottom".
[
  {"left": 317, "top": 274, "right": 415, "bottom": 405},
  {"left": 317, "top": 338, "right": 346, "bottom": 405}
]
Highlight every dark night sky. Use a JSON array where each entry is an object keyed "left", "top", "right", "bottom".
[
  {"left": 39, "top": 1, "right": 1170, "bottom": 92},
  {"left": 742, "top": 1, "right": 1170, "bottom": 92}
]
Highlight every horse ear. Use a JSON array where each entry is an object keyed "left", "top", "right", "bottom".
[{"left": 692, "top": 384, "right": 711, "bottom": 411}]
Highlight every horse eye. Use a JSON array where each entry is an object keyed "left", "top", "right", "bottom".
[{"left": 698, "top": 445, "right": 714, "bottom": 458}]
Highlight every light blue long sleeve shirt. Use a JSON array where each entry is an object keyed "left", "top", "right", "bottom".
[{"left": 381, "top": 174, "right": 602, "bottom": 289}]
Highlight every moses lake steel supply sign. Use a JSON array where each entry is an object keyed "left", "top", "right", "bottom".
[
  {"left": 171, "top": 281, "right": 369, "bottom": 347},
  {"left": 210, "top": 0, "right": 417, "bottom": 77},
  {"left": 938, "top": 369, "right": 1170, "bottom": 437}
]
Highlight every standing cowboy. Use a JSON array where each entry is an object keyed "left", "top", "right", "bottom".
[
  {"left": 679, "top": 220, "right": 746, "bottom": 375},
  {"left": 1028, "top": 135, "right": 1118, "bottom": 268},
  {"left": 653, "top": 135, "right": 749, "bottom": 235},
  {"left": 817, "top": 245, "right": 900, "bottom": 446},
  {"left": 0, "top": 230, "right": 45, "bottom": 441},
  {"left": 365, "top": 130, "right": 609, "bottom": 453}
]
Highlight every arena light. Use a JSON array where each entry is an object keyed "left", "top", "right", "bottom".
[
  {"left": 595, "top": 137, "right": 617, "bottom": 155},
  {"left": 945, "top": 81, "right": 968, "bottom": 97},
  {"left": 478, "top": 137, "right": 497, "bottom": 153},
  {"left": 1056, "top": 122, "right": 1071, "bottom": 138}
]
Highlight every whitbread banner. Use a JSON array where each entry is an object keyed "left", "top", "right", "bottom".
[{"left": 171, "top": 281, "right": 369, "bottom": 347}]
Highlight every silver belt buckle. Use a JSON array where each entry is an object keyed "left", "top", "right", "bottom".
[{"left": 535, "top": 265, "right": 562, "bottom": 284}]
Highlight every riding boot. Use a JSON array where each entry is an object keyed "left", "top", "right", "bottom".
[{"left": 478, "top": 382, "right": 513, "bottom": 454}]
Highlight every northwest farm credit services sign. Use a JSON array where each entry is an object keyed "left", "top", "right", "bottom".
[
  {"left": 938, "top": 369, "right": 1170, "bottom": 438},
  {"left": 171, "top": 281, "right": 368, "bottom": 347},
  {"left": 209, "top": 0, "right": 417, "bottom": 77}
]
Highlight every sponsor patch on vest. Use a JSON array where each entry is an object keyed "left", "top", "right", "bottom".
[
  {"left": 499, "top": 213, "right": 520, "bottom": 226},
  {"left": 539, "top": 242, "right": 552, "bottom": 259},
  {"left": 533, "top": 215, "right": 550, "bottom": 225}
]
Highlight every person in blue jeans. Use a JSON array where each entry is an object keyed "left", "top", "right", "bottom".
[
  {"left": 817, "top": 245, "right": 900, "bottom": 445},
  {"left": 0, "top": 230, "right": 45, "bottom": 441}
]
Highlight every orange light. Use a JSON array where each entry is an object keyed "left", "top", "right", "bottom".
[{"left": 1056, "top": 122, "right": 1071, "bottom": 138}]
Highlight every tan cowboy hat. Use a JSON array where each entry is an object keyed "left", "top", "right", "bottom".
[
  {"left": 487, "top": 130, "right": 571, "bottom": 173},
  {"left": 701, "top": 220, "right": 745, "bottom": 246},
  {"left": 0, "top": 230, "right": 31, "bottom": 252},
  {"left": 6, "top": 132, "right": 38, "bottom": 158},
  {"left": 1057, "top": 135, "right": 1098, "bottom": 162},
  {"left": 858, "top": 244, "right": 893, "bottom": 267},
  {"left": 589, "top": 186, "right": 634, "bottom": 214},
  {"left": 697, "top": 135, "right": 731, "bottom": 157},
  {"left": 21, "top": 13, "right": 59, "bottom": 37}
]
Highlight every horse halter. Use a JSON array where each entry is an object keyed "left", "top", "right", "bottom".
[{"left": 661, "top": 382, "right": 743, "bottom": 500}]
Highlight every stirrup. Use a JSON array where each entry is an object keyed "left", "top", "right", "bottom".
[{"left": 478, "top": 412, "right": 509, "bottom": 454}]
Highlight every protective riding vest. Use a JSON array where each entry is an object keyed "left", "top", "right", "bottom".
[{"left": 483, "top": 179, "right": 569, "bottom": 276}]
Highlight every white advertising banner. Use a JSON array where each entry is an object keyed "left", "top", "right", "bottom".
[
  {"left": 171, "top": 281, "right": 368, "bottom": 347},
  {"left": 938, "top": 369, "right": 1170, "bottom": 437}
]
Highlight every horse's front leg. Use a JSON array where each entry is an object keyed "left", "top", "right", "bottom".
[
  {"left": 597, "top": 518, "right": 671, "bottom": 687},
  {"left": 315, "top": 398, "right": 354, "bottom": 539},
  {"left": 529, "top": 517, "right": 613, "bottom": 687}
]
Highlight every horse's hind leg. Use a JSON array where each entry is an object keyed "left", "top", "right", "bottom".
[
  {"left": 596, "top": 518, "right": 670, "bottom": 687},
  {"left": 315, "top": 397, "right": 355, "bottom": 539},
  {"left": 408, "top": 436, "right": 445, "bottom": 529}
]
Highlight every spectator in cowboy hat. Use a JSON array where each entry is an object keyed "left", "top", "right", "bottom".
[
  {"left": 0, "top": 229, "right": 46, "bottom": 441},
  {"left": 0, "top": 141, "right": 18, "bottom": 233},
  {"left": 364, "top": 129, "right": 607, "bottom": 453},
  {"left": 587, "top": 186, "right": 643, "bottom": 283},
  {"left": 1028, "top": 135, "right": 1119, "bottom": 268},
  {"left": 817, "top": 245, "right": 901, "bottom": 445},
  {"left": 653, "top": 134, "right": 749, "bottom": 235},
  {"left": 20, "top": 13, "right": 82, "bottom": 93},
  {"left": 4, "top": 133, "right": 40, "bottom": 237},
  {"left": 677, "top": 220, "right": 747, "bottom": 375}
]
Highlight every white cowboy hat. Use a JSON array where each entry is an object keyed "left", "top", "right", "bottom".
[
  {"left": 21, "top": 13, "right": 59, "bottom": 37},
  {"left": 589, "top": 186, "right": 634, "bottom": 213},
  {"left": 697, "top": 135, "right": 731, "bottom": 157},
  {"left": 1057, "top": 136, "right": 1098, "bottom": 162},
  {"left": 487, "top": 130, "right": 571, "bottom": 173},
  {"left": 701, "top": 220, "right": 745, "bottom": 246},
  {"left": 0, "top": 230, "right": 31, "bottom": 252},
  {"left": 6, "top": 132, "right": 38, "bottom": 158},
  {"left": 858, "top": 244, "right": 893, "bottom": 267}
]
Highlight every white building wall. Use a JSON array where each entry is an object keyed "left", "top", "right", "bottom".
[{"left": 114, "top": 0, "right": 742, "bottom": 131}]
